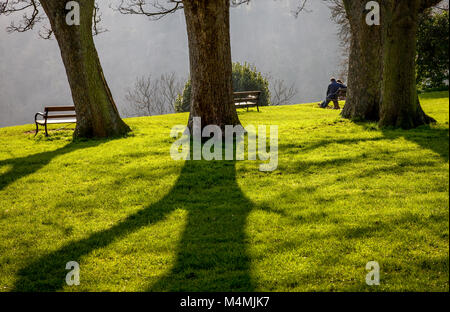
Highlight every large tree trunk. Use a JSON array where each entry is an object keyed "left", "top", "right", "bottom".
[
  {"left": 341, "top": 0, "right": 382, "bottom": 121},
  {"left": 379, "top": 0, "right": 435, "bottom": 128},
  {"left": 40, "top": 0, "right": 130, "bottom": 138},
  {"left": 183, "top": 0, "right": 241, "bottom": 132}
]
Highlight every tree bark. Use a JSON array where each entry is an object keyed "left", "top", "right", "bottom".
[
  {"left": 341, "top": 0, "right": 382, "bottom": 121},
  {"left": 40, "top": 0, "right": 130, "bottom": 138},
  {"left": 379, "top": 0, "right": 435, "bottom": 128},
  {"left": 183, "top": 0, "right": 241, "bottom": 133}
]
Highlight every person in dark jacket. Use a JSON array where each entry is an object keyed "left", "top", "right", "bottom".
[{"left": 319, "top": 77, "right": 347, "bottom": 109}]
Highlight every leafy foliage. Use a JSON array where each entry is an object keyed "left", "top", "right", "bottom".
[
  {"left": 176, "top": 62, "right": 271, "bottom": 113},
  {"left": 416, "top": 9, "right": 449, "bottom": 90},
  {"left": 174, "top": 80, "right": 191, "bottom": 113},
  {"left": 232, "top": 62, "right": 271, "bottom": 107}
]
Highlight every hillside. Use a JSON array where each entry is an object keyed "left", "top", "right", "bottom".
[{"left": 0, "top": 92, "right": 448, "bottom": 291}]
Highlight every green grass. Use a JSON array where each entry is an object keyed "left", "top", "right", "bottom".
[{"left": 0, "top": 92, "right": 448, "bottom": 292}]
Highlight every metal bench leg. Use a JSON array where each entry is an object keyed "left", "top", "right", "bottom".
[
  {"left": 45, "top": 123, "right": 48, "bottom": 137},
  {"left": 257, "top": 104, "right": 259, "bottom": 112},
  {"left": 35, "top": 123, "right": 39, "bottom": 136}
]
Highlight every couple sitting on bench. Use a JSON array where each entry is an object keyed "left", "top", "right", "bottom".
[{"left": 319, "top": 77, "right": 347, "bottom": 110}]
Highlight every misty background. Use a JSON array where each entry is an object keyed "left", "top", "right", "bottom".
[{"left": 0, "top": 0, "right": 342, "bottom": 127}]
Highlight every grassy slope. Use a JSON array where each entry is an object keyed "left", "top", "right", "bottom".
[{"left": 0, "top": 92, "right": 448, "bottom": 292}]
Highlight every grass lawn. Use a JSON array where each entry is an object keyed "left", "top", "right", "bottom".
[{"left": 0, "top": 91, "right": 448, "bottom": 292}]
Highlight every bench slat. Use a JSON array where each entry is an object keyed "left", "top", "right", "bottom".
[
  {"left": 45, "top": 106, "right": 75, "bottom": 112},
  {"left": 233, "top": 96, "right": 259, "bottom": 99},
  {"left": 36, "top": 118, "right": 77, "bottom": 125},
  {"left": 235, "top": 100, "right": 258, "bottom": 103},
  {"left": 233, "top": 91, "right": 261, "bottom": 95},
  {"left": 46, "top": 114, "right": 77, "bottom": 119}
]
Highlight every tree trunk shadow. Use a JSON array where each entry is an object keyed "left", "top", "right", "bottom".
[
  {"left": 148, "top": 161, "right": 254, "bottom": 291},
  {"left": 381, "top": 126, "right": 449, "bottom": 162},
  {"left": 0, "top": 140, "right": 104, "bottom": 193},
  {"left": 12, "top": 159, "right": 254, "bottom": 292}
]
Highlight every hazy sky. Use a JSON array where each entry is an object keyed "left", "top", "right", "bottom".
[{"left": 0, "top": 0, "right": 341, "bottom": 127}]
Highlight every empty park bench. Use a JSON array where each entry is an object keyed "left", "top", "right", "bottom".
[
  {"left": 35, "top": 106, "right": 76, "bottom": 137},
  {"left": 233, "top": 91, "right": 261, "bottom": 112}
]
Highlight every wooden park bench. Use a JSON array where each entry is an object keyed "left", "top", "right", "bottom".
[
  {"left": 35, "top": 106, "right": 76, "bottom": 137},
  {"left": 233, "top": 91, "right": 261, "bottom": 112},
  {"left": 337, "top": 87, "right": 347, "bottom": 101}
]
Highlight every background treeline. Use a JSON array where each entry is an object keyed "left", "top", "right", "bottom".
[
  {"left": 126, "top": 62, "right": 298, "bottom": 117},
  {"left": 333, "top": 3, "right": 449, "bottom": 92},
  {"left": 416, "top": 8, "right": 449, "bottom": 92},
  {"left": 125, "top": 5, "right": 449, "bottom": 118}
]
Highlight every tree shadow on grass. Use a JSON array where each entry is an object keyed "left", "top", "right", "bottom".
[
  {"left": 381, "top": 126, "right": 449, "bottom": 162},
  {"left": 0, "top": 140, "right": 105, "bottom": 193},
  {"left": 279, "top": 137, "right": 386, "bottom": 155},
  {"left": 352, "top": 121, "right": 449, "bottom": 162},
  {"left": 12, "top": 159, "right": 255, "bottom": 292}
]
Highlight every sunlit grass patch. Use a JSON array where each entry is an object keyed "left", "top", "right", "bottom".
[{"left": 0, "top": 92, "right": 448, "bottom": 292}]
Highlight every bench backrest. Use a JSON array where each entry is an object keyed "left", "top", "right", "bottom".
[
  {"left": 338, "top": 88, "right": 347, "bottom": 97},
  {"left": 233, "top": 91, "right": 261, "bottom": 104},
  {"left": 44, "top": 106, "right": 76, "bottom": 119}
]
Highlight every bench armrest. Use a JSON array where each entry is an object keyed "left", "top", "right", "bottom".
[{"left": 35, "top": 112, "right": 47, "bottom": 122}]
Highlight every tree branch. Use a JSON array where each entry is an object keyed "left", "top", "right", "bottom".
[
  {"left": 292, "top": 0, "right": 310, "bottom": 18},
  {"left": 0, "top": 0, "right": 43, "bottom": 33},
  {"left": 1, "top": 0, "right": 106, "bottom": 38},
  {"left": 116, "top": 0, "right": 183, "bottom": 20}
]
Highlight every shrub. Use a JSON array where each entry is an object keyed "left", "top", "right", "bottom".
[
  {"left": 416, "top": 9, "right": 449, "bottom": 91},
  {"left": 175, "top": 80, "right": 191, "bottom": 113},
  {"left": 232, "top": 62, "right": 271, "bottom": 107},
  {"left": 176, "top": 62, "right": 271, "bottom": 113}
]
